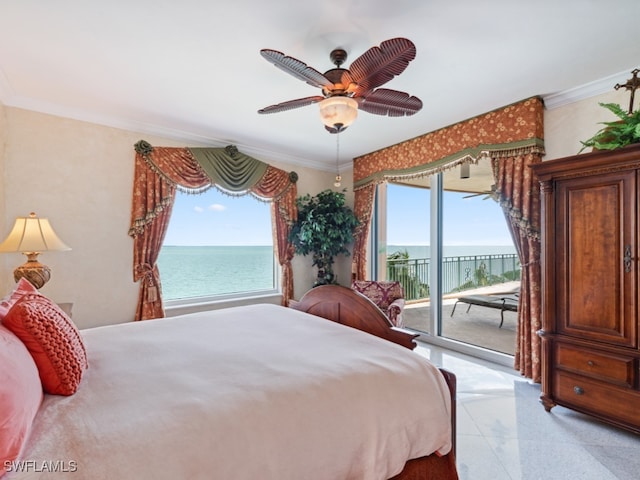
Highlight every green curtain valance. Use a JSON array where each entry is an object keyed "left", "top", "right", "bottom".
[{"left": 189, "top": 145, "right": 269, "bottom": 193}]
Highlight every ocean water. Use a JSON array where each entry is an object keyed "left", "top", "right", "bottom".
[
  {"left": 158, "top": 244, "right": 517, "bottom": 301},
  {"left": 157, "top": 246, "right": 276, "bottom": 301},
  {"left": 387, "top": 245, "right": 517, "bottom": 258}
]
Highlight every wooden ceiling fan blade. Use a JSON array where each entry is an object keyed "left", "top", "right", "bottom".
[
  {"left": 260, "top": 49, "right": 333, "bottom": 89},
  {"left": 348, "top": 38, "right": 417, "bottom": 96},
  {"left": 258, "top": 96, "right": 325, "bottom": 114},
  {"left": 357, "top": 88, "right": 422, "bottom": 117}
]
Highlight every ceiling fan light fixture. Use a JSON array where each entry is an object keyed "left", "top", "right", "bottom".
[{"left": 319, "top": 96, "right": 358, "bottom": 132}]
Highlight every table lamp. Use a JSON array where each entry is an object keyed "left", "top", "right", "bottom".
[{"left": 0, "top": 212, "right": 71, "bottom": 289}]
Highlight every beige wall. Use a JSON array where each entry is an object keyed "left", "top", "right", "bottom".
[
  {"left": 1, "top": 87, "right": 636, "bottom": 329},
  {"left": 0, "top": 107, "right": 341, "bottom": 328},
  {"left": 544, "top": 89, "right": 639, "bottom": 161},
  {"left": 0, "top": 102, "right": 6, "bottom": 250}
]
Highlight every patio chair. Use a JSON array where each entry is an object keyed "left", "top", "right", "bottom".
[
  {"left": 450, "top": 288, "right": 519, "bottom": 328},
  {"left": 351, "top": 280, "right": 405, "bottom": 327}
]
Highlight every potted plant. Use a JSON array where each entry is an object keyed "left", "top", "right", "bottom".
[
  {"left": 289, "top": 189, "right": 359, "bottom": 286},
  {"left": 579, "top": 102, "right": 640, "bottom": 152}
]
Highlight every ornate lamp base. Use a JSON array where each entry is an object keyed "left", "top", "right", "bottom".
[{"left": 13, "top": 253, "right": 51, "bottom": 289}]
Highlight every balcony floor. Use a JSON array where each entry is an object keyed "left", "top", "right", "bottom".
[{"left": 402, "top": 282, "right": 519, "bottom": 356}]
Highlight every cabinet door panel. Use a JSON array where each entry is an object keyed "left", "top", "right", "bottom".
[{"left": 555, "top": 170, "right": 637, "bottom": 347}]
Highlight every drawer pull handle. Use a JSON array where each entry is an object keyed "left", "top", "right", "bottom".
[
  {"left": 574, "top": 386, "right": 585, "bottom": 395},
  {"left": 587, "top": 360, "right": 594, "bottom": 367}
]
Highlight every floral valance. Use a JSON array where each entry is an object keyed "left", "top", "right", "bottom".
[
  {"left": 130, "top": 140, "right": 298, "bottom": 236},
  {"left": 353, "top": 96, "right": 545, "bottom": 189}
]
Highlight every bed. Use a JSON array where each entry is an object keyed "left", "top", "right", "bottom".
[{"left": 1, "top": 282, "right": 458, "bottom": 480}]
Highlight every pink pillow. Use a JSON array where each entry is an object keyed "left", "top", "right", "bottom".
[
  {"left": 0, "top": 278, "right": 38, "bottom": 320},
  {"left": 0, "top": 325, "right": 43, "bottom": 471},
  {"left": 3, "top": 293, "right": 88, "bottom": 396}
]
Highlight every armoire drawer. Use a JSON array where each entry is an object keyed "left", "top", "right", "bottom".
[
  {"left": 553, "top": 370, "right": 640, "bottom": 428},
  {"left": 554, "top": 343, "right": 636, "bottom": 387}
]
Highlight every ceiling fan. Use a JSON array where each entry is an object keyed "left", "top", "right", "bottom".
[
  {"left": 463, "top": 185, "right": 499, "bottom": 201},
  {"left": 257, "top": 37, "right": 423, "bottom": 133}
]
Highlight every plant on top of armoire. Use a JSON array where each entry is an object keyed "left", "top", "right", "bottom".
[
  {"left": 289, "top": 189, "right": 359, "bottom": 286},
  {"left": 579, "top": 102, "right": 640, "bottom": 153},
  {"left": 580, "top": 69, "right": 640, "bottom": 153}
]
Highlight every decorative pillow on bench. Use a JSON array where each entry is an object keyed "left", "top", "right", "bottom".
[{"left": 351, "top": 280, "right": 406, "bottom": 327}]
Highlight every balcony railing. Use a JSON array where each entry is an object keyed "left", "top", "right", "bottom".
[{"left": 387, "top": 254, "right": 521, "bottom": 301}]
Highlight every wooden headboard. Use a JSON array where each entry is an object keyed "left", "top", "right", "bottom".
[{"left": 289, "top": 284, "right": 419, "bottom": 350}]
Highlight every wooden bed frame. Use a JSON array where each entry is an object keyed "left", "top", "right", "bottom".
[{"left": 290, "top": 285, "right": 458, "bottom": 480}]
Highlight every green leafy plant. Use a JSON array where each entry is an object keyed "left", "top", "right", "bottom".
[
  {"left": 386, "top": 249, "right": 429, "bottom": 300},
  {"left": 289, "top": 189, "right": 359, "bottom": 286},
  {"left": 580, "top": 102, "right": 640, "bottom": 152}
]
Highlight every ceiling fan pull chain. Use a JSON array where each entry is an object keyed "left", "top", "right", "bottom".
[{"left": 334, "top": 133, "right": 342, "bottom": 187}]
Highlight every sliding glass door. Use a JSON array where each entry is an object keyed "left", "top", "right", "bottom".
[
  {"left": 386, "top": 182, "right": 432, "bottom": 335},
  {"left": 440, "top": 160, "right": 519, "bottom": 355},
  {"left": 381, "top": 158, "right": 520, "bottom": 361}
]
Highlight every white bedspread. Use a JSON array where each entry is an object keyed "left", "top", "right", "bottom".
[{"left": 7, "top": 304, "right": 452, "bottom": 480}]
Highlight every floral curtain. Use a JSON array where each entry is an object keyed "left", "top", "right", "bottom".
[
  {"left": 493, "top": 152, "right": 543, "bottom": 382},
  {"left": 351, "top": 96, "right": 545, "bottom": 380},
  {"left": 351, "top": 183, "right": 376, "bottom": 281},
  {"left": 128, "top": 140, "right": 297, "bottom": 321}
]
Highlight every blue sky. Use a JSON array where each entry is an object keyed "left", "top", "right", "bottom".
[
  {"left": 386, "top": 183, "right": 513, "bottom": 246},
  {"left": 163, "top": 189, "right": 273, "bottom": 246},
  {"left": 163, "top": 184, "right": 513, "bottom": 246}
]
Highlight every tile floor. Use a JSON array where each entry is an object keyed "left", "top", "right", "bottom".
[{"left": 414, "top": 342, "right": 640, "bottom": 480}]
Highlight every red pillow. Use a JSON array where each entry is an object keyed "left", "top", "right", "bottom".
[
  {"left": 3, "top": 293, "right": 88, "bottom": 396},
  {"left": 0, "top": 278, "right": 38, "bottom": 320},
  {"left": 0, "top": 325, "right": 43, "bottom": 470}
]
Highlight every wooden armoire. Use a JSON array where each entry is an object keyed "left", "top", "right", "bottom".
[{"left": 533, "top": 143, "right": 640, "bottom": 434}]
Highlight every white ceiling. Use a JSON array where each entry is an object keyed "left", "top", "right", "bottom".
[{"left": 1, "top": 0, "right": 639, "bottom": 172}]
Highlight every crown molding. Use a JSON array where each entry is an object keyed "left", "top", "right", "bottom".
[
  {"left": 0, "top": 90, "right": 336, "bottom": 172},
  {"left": 543, "top": 68, "right": 637, "bottom": 110},
  {"left": 5, "top": 66, "right": 635, "bottom": 170}
]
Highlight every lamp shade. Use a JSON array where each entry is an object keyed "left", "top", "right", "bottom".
[
  {"left": 319, "top": 97, "right": 358, "bottom": 132},
  {"left": 0, "top": 212, "right": 71, "bottom": 253}
]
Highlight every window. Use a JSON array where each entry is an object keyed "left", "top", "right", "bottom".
[{"left": 157, "top": 188, "right": 277, "bottom": 302}]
